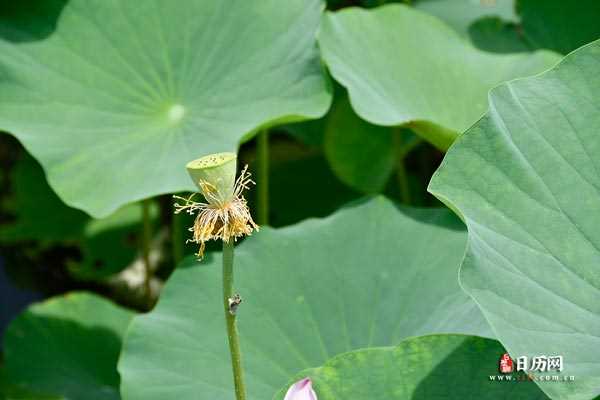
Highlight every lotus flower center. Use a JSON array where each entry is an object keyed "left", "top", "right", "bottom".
[{"left": 168, "top": 104, "right": 185, "bottom": 123}]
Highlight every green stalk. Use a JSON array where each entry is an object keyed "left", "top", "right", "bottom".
[
  {"left": 396, "top": 161, "right": 411, "bottom": 204},
  {"left": 172, "top": 197, "right": 184, "bottom": 266},
  {"left": 222, "top": 240, "right": 246, "bottom": 400},
  {"left": 141, "top": 199, "right": 152, "bottom": 305},
  {"left": 394, "top": 132, "right": 411, "bottom": 204},
  {"left": 256, "top": 130, "right": 269, "bottom": 225}
]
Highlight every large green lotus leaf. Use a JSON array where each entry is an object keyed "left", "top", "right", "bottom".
[
  {"left": 429, "top": 40, "right": 600, "bottom": 400},
  {"left": 273, "top": 334, "right": 547, "bottom": 400},
  {"left": 318, "top": 4, "right": 559, "bottom": 150},
  {"left": 324, "top": 97, "right": 395, "bottom": 193},
  {"left": 519, "top": 0, "right": 600, "bottom": 55},
  {"left": 119, "top": 197, "right": 492, "bottom": 400},
  {"left": 0, "top": 0, "right": 331, "bottom": 218},
  {"left": 0, "top": 151, "right": 88, "bottom": 242},
  {"left": 3, "top": 292, "right": 134, "bottom": 400},
  {"left": 322, "top": 97, "right": 423, "bottom": 195},
  {"left": 415, "top": 0, "right": 516, "bottom": 36}
]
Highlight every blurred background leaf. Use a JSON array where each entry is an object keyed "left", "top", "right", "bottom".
[
  {"left": 414, "top": 0, "right": 516, "bottom": 36},
  {"left": 0, "top": 257, "right": 41, "bottom": 351},
  {"left": 518, "top": 0, "right": 600, "bottom": 54},
  {"left": 0, "top": 0, "right": 66, "bottom": 42},
  {"left": 251, "top": 140, "right": 361, "bottom": 227},
  {"left": 318, "top": 4, "right": 559, "bottom": 150},
  {"left": 0, "top": 151, "right": 88, "bottom": 243},
  {"left": 468, "top": 16, "right": 531, "bottom": 53},
  {"left": 1, "top": 364, "right": 64, "bottom": 400},
  {"left": 3, "top": 292, "right": 133, "bottom": 400},
  {"left": 69, "top": 202, "right": 159, "bottom": 281},
  {"left": 324, "top": 96, "right": 396, "bottom": 193},
  {"left": 0, "top": 136, "right": 161, "bottom": 321}
]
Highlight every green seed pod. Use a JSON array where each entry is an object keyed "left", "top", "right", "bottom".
[{"left": 186, "top": 152, "right": 237, "bottom": 204}]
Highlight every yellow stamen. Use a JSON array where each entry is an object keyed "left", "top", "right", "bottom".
[{"left": 174, "top": 165, "right": 259, "bottom": 258}]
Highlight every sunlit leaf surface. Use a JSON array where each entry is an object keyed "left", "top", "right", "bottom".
[
  {"left": 0, "top": 0, "right": 331, "bottom": 217},
  {"left": 318, "top": 4, "right": 559, "bottom": 149},
  {"left": 119, "top": 197, "right": 492, "bottom": 400},
  {"left": 273, "top": 334, "right": 547, "bottom": 400},
  {"left": 429, "top": 39, "right": 600, "bottom": 400}
]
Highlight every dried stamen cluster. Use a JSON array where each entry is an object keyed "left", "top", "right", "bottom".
[{"left": 174, "top": 165, "right": 258, "bottom": 258}]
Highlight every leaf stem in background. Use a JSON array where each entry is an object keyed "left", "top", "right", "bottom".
[
  {"left": 394, "top": 131, "right": 411, "bottom": 204},
  {"left": 256, "top": 130, "right": 269, "bottom": 225},
  {"left": 396, "top": 157, "right": 411, "bottom": 204},
  {"left": 171, "top": 197, "right": 184, "bottom": 266},
  {"left": 222, "top": 240, "right": 246, "bottom": 400},
  {"left": 141, "top": 199, "right": 152, "bottom": 305}
]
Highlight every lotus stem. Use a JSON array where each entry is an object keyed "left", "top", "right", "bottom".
[
  {"left": 222, "top": 240, "right": 246, "bottom": 400},
  {"left": 175, "top": 152, "right": 258, "bottom": 400},
  {"left": 396, "top": 158, "right": 411, "bottom": 204},
  {"left": 171, "top": 197, "right": 184, "bottom": 265},
  {"left": 256, "top": 130, "right": 269, "bottom": 225},
  {"left": 141, "top": 199, "right": 152, "bottom": 306},
  {"left": 394, "top": 131, "right": 411, "bottom": 204}
]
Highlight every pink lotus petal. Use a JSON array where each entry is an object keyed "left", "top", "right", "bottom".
[{"left": 283, "top": 377, "right": 317, "bottom": 400}]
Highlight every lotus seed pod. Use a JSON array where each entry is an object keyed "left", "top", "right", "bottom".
[{"left": 186, "top": 152, "right": 237, "bottom": 204}]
